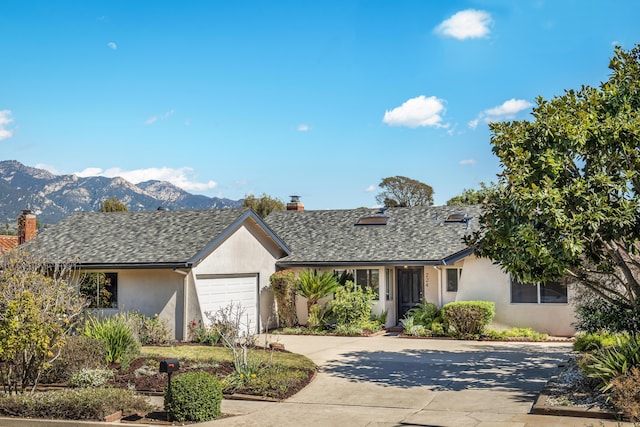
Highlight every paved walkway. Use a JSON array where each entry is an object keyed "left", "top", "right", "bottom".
[{"left": 201, "top": 334, "right": 632, "bottom": 427}]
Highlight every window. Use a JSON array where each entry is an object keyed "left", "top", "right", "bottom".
[
  {"left": 79, "top": 272, "right": 118, "bottom": 308},
  {"left": 385, "top": 268, "right": 393, "bottom": 300},
  {"left": 510, "top": 276, "right": 567, "bottom": 304},
  {"left": 446, "top": 268, "right": 461, "bottom": 292},
  {"left": 355, "top": 215, "right": 389, "bottom": 226},
  {"left": 356, "top": 269, "right": 379, "bottom": 300}
]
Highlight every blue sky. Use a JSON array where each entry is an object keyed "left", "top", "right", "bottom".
[{"left": 2, "top": 1, "right": 639, "bottom": 209}]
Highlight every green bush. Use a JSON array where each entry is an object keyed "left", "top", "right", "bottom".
[
  {"left": 334, "top": 323, "right": 364, "bottom": 336},
  {"left": 82, "top": 314, "right": 140, "bottom": 368},
  {"left": 441, "top": 301, "right": 495, "bottom": 338},
  {"left": 0, "top": 388, "right": 150, "bottom": 420},
  {"left": 128, "top": 312, "right": 171, "bottom": 345},
  {"left": 269, "top": 270, "right": 298, "bottom": 328},
  {"left": 188, "top": 320, "right": 222, "bottom": 345},
  {"left": 331, "top": 281, "right": 375, "bottom": 327},
  {"left": 573, "top": 296, "right": 640, "bottom": 334},
  {"left": 42, "top": 336, "right": 107, "bottom": 383},
  {"left": 165, "top": 371, "right": 223, "bottom": 422},
  {"left": 573, "top": 332, "right": 627, "bottom": 352},
  {"left": 579, "top": 335, "right": 640, "bottom": 391},
  {"left": 485, "top": 327, "right": 548, "bottom": 341},
  {"left": 69, "top": 368, "right": 113, "bottom": 388},
  {"left": 406, "top": 300, "right": 440, "bottom": 328}
]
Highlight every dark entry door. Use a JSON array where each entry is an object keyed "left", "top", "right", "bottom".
[{"left": 397, "top": 267, "right": 423, "bottom": 321}]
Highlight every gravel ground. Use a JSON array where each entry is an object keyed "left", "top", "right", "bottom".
[{"left": 544, "top": 355, "right": 614, "bottom": 411}]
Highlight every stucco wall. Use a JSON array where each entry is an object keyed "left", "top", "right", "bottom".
[
  {"left": 191, "top": 222, "right": 281, "bottom": 332},
  {"left": 456, "top": 255, "right": 576, "bottom": 336},
  {"left": 117, "top": 269, "right": 185, "bottom": 340}
]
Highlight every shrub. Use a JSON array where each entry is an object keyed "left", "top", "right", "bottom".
[
  {"left": 269, "top": 270, "right": 298, "bottom": 328},
  {"left": 297, "top": 270, "right": 340, "bottom": 320},
  {"left": 0, "top": 388, "right": 150, "bottom": 420},
  {"left": 441, "top": 301, "right": 495, "bottom": 338},
  {"left": 82, "top": 313, "right": 140, "bottom": 368},
  {"left": 610, "top": 367, "right": 640, "bottom": 422},
  {"left": 331, "top": 281, "right": 376, "bottom": 327},
  {"left": 69, "top": 368, "right": 113, "bottom": 388},
  {"left": 406, "top": 300, "right": 440, "bottom": 328},
  {"left": 42, "top": 336, "right": 107, "bottom": 383},
  {"left": 573, "top": 294, "right": 640, "bottom": 334},
  {"left": 430, "top": 322, "right": 445, "bottom": 336},
  {"left": 371, "top": 310, "right": 388, "bottom": 327},
  {"left": 485, "top": 327, "right": 548, "bottom": 341},
  {"left": 334, "top": 323, "right": 364, "bottom": 336},
  {"left": 128, "top": 312, "right": 171, "bottom": 345},
  {"left": 306, "top": 303, "right": 332, "bottom": 330},
  {"left": 579, "top": 335, "right": 640, "bottom": 391},
  {"left": 165, "top": 371, "right": 223, "bottom": 422},
  {"left": 188, "top": 319, "right": 222, "bottom": 345},
  {"left": 573, "top": 332, "right": 627, "bottom": 352}
]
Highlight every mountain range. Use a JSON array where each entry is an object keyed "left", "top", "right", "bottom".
[{"left": 0, "top": 160, "right": 243, "bottom": 226}]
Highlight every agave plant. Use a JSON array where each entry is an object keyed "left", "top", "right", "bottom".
[{"left": 296, "top": 270, "right": 340, "bottom": 320}]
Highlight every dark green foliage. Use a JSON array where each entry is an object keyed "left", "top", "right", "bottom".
[
  {"left": 296, "top": 270, "right": 340, "bottom": 320},
  {"left": 573, "top": 296, "right": 640, "bottom": 334},
  {"left": 405, "top": 300, "right": 440, "bottom": 328},
  {"left": 441, "top": 301, "right": 495, "bottom": 338},
  {"left": 165, "top": 371, "right": 223, "bottom": 422},
  {"left": 333, "top": 270, "right": 354, "bottom": 286},
  {"left": 42, "top": 336, "right": 107, "bottom": 383},
  {"left": 0, "top": 388, "right": 150, "bottom": 420},
  {"left": 446, "top": 182, "right": 497, "bottom": 206},
  {"left": 466, "top": 45, "right": 640, "bottom": 313}
]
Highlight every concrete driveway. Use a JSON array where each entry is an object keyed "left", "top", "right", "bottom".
[{"left": 207, "top": 334, "right": 627, "bottom": 427}]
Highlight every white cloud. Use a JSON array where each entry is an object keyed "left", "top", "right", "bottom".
[
  {"left": 434, "top": 9, "right": 492, "bottom": 40},
  {"left": 144, "top": 109, "right": 175, "bottom": 125},
  {"left": 469, "top": 98, "right": 533, "bottom": 129},
  {"left": 0, "top": 110, "right": 15, "bottom": 141},
  {"left": 459, "top": 159, "right": 477, "bottom": 165},
  {"left": 107, "top": 42, "right": 117, "bottom": 50},
  {"left": 297, "top": 124, "right": 310, "bottom": 132},
  {"left": 364, "top": 184, "right": 376, "bottom": 192},
  {"left": 75, "top": 166, "right": 217, "bottom": 192},
  {"left": 382, "top": 95, "right": 447, "bottom": 128}
]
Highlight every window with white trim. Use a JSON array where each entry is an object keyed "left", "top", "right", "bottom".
[
  {"left": 510, "top": 276, "right": 567, "bottom": 303},
  {"left": 79, "top": 272, "right": 118, "bottom": 308}
]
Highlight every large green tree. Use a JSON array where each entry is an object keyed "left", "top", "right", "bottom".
[
  {"left": 376, "top": 176, "right": 434, "bottom": 207},
  {"left": 446, "top": 182, "right": 497, "bottom": 206},
  {"left": 243, "top": 193, "right": 285, "bottom": 218},
  {"left": 466, "top": 45, "right": 640, "bottom": 313}
]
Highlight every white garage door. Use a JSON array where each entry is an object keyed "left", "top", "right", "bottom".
[{"left": 195, "top": 275, "right": 259, "bottom": 333}]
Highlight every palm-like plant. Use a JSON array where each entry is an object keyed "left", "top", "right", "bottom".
[{"left": 296, "top": 270, "right": 340, "bottom": 320}]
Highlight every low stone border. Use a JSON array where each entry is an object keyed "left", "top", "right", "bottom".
[{"left": 531, "top": 375, "right": 627, "bottom": 422}]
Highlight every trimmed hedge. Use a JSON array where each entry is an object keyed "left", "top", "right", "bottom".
[
  {"left": 441, "top": 301, "right": 495, "bottom": 338},
  {"left": 0, "top": 388, "right": 150, "bottom": 420},
  {"left": 165, "top": 371, "right": 223, "bottom": 422}
]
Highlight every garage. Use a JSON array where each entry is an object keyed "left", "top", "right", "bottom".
[{"left": 195, "top": 274, "right": 260, "bottom": 333}]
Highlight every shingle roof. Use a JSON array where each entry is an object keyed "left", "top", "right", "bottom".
[
  {"left": 27, "top": 208, "right": 277, "bottom": 267},
  {"left": 265, "top": 205, "right": 481, "bottom": 266},
  {"left": 0, "top": 235, "right": 18, "bottom": 252}
]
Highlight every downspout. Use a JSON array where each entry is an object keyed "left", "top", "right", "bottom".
[{"left": 173, "top": 269, "right": 189, "bottom": 342}]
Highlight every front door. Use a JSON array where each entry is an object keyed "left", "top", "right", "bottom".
[{"left": 397, "top": 267, "right": 423, "bottom": 322}]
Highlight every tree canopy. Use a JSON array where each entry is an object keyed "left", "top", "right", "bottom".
[
  {"left": 375, "top": 176, "right": 434, "bottom": 207},
  {"left": 466, "top": 45, "right": 640, "bottom": 312},
  {"left": 243, "top": 193, "right": 285, "bottom": 218},
  {"left": 446, "top": 182, "right": 497, "bottom": 206},
  {"left": 99, "top": 196, "right": 128, "bottom": 212}
]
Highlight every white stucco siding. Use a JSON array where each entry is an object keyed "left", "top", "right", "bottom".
[
  {"left": 456, "top": 255, "right": 576, "bottom": 336},
  {"left": 191, "top": 222, "right": 282, "bottom": 331},
  {"left": 117, "top": 269, "right": 184, "bottom": 340}
]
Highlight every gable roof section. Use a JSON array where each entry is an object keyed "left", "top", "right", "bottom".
[
  {"left": 28, "top": 208, "right": 289, "bottom": 268},
  {"left": 0, "top": 235, "right": 19, "bottom": 252},
  {"left": 265, "top": 205, "right": 481, "bottom": 266}
]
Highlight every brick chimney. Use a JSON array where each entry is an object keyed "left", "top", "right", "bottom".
[
  {"left": 18, "top": 209, "right": 37, "bottom": 245},
  {"left": 286, "top": 195, "right": 304, "bottom": 211}
]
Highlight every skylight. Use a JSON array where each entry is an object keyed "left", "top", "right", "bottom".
[
  {"left": 355, "top": 215, "right": 390, "bottom": 226},
  {"left": 444, "top": 213, "right": 468, "bottom": 223}
]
